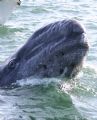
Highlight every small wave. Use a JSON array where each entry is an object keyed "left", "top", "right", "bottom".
[{"left": 60, "top": 64, "right": 97, "bottom": 120}]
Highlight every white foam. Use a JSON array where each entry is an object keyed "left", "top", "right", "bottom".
[
  {"left": 16, "top": 77, "right": 61, "bottom": 87},
  {"left": 0, "top": 0, "right": 20, "bottom": 24}
]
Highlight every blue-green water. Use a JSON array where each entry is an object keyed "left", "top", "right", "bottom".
[{"left": 0, "top": 0, "right": 97, "bottom": 120}]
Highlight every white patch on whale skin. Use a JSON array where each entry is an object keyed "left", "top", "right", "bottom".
[{"left": 0, "top": 0, "right": 20, "bottom": 24}]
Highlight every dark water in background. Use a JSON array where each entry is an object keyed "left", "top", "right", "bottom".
[{"left": 0, "top": 0, "right": 97, "bottom": 120}]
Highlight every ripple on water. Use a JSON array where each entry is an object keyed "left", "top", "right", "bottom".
[
  {"left": 64, "top": 66, "right": 97, "bottom": 120},
  {"left": 0, "top": 84, "right": 84, "bottom": 120}
]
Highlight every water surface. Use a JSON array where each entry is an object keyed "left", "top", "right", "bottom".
[{"left": 0, "top": 0, "right": 97, "bottom": 120}]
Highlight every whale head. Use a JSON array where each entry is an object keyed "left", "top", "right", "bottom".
[{"left": 0, "top": 19, "right": 89, "bottom": 87}]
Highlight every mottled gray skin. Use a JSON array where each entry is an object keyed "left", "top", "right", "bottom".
[{"left": 0, "top": 19, "right": 89, "bottom": 87}]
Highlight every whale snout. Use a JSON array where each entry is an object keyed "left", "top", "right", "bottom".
[
  {"left": 52, "top": 20, "right": 89, "bottom": 78},
  {"left": 72, "top": 20, "right": 85, "bottom": 34},
  {"left": 66, "top": 20, "right": 89, "bottom": 50}
]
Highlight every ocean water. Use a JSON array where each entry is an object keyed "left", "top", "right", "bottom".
[{"left": 0, "top": 0, "right": 97, "bottom": 120}]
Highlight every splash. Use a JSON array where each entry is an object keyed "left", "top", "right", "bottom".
[
  {"left": 0, "top": 0, "right": 20, "bottom": 24},
  {"left": 16, "top": 77, "right": 61, "bottom": 87},
  {"left": 61, "top": 65, "right": 97, "bottom": 120}
]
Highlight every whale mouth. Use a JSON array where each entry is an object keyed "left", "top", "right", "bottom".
[{"left": 17, "top": 0, "right": 21, "bottom": 6}]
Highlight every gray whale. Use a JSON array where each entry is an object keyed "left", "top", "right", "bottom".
[{"left": 0, "top": 19, "right": 89, "bottom": 87}]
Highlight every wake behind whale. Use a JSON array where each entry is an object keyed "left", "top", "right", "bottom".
[{"left": 0, "top": 19, "right": 89, "bottom": 87}]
